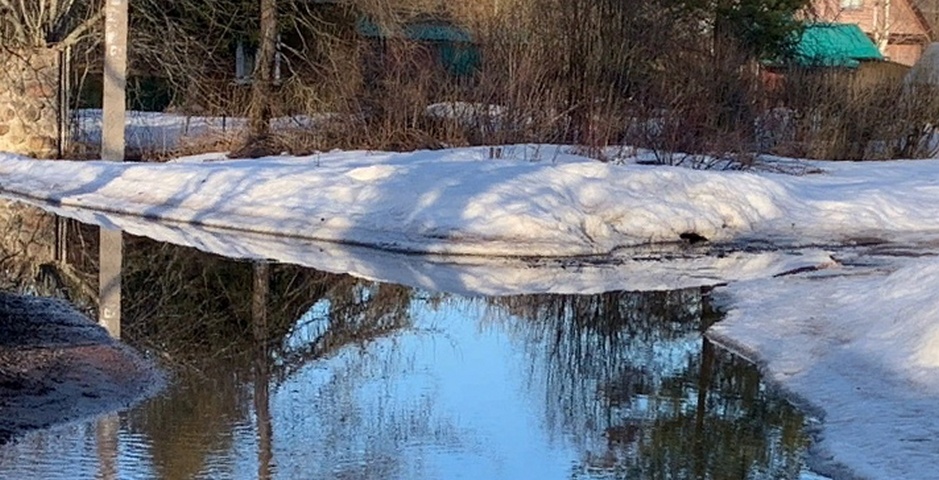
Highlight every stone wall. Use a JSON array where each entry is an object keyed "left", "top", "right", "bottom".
[
  {"left": 0, "top": 199, "right": 56, "bottom": 288},
  {"left": 0, "top": 49, "right": 61, "bottom": 158}
]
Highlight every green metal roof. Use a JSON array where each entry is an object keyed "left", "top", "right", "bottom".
[
  {"left": 356, "top": 17, "right": 479, "bottom": 76},
  {"left": 794, "top": 23, "right": 884, "bottom": 68},
  {"left": 356, "top": 18, "right": 473, "bottom": 43}
]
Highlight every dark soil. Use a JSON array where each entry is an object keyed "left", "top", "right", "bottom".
[{"left": 0, "top": 293, "right": 164, "bottom": 444}]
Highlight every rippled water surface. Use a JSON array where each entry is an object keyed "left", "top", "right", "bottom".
[{"left": 0, "top": 207, "right": 813, "bottom": 479}]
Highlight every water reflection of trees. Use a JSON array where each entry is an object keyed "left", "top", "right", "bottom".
[
  {"left": 269, "top": 330, "right": 464, "bottom": 480},
  {"left": 120, "top": 239, "right": 331, "bottom": 358},
  {"left": 274, "top": 280, "right": 414, "bottom": 377},
  {"left": 0, "top": 202, "right": 94, "bottom": 308},
  {"left": 488, "top": 290, "right": 807, "bottom": 479},
  {"left": 253, "top": 277, "right": 452, "bottom": 480},
  {"left": 46, "top": 227, "right": 418, "bottom": 479},
  {"left": 0, "top": 206, "right": 810, "bottom": 479},
  {"left": 114, "top": 236, "right": 419, "bottom": 479},
  {"left": 0, "top": 208, "right": 440, "bottom": 478}
]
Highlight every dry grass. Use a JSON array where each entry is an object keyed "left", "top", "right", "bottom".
[
  {"left": 64, "top": 0, "right": 939, "bottom": 166},
  {"left": 765, "top": 64, "right": 939, "bottom": 160}
]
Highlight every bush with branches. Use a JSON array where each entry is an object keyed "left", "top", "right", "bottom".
[{"left": 47, "top": 0, "right": 937, "bottom": 165}]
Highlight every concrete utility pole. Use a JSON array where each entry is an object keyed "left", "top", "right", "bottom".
[{"left": 99, "top": 0, "right": 128, "bottom": 338}]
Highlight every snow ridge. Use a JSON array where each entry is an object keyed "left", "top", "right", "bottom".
[{"left": 2, "top": 146, "right": 939, "bottom": 256}]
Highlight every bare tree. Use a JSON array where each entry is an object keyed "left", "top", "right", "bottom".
[
  {"left": 249, "top": 0, "right": 278, "bottom": 138},
  {"left": 0, "top": 0, "right": 102, "bottom": 49}
]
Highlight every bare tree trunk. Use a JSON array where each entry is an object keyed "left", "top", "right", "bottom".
[
  {"left": 249, "top": 0, "right": 277, "bottom": 138},
  {"left": 252, "top": 261, "right": 272, "bottom": 480},
  {"left": 873, "top": 0, "right": 893, "bottom": 53},
  {"left": 227, "top": 0, "right": 281, "bottom": 158}
]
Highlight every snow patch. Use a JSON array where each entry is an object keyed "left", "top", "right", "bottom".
[
  {"left": 3, "top": 146, "right": 939, "bottom": 256},
  {"left": 709, "top": 257, "right": 939, "bottom": 479}
]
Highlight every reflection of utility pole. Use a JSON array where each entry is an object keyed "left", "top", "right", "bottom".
[
  {"left": 252, "top": 261, "right": 273, "bottom": 480},
  {"left": 253, "top": 261, "right": 270, "bottom": 341},
  {"left": 99, "top": 0, "right": 127, "bottom": 338},
  {"left": 96, "top": 414, "right": 120, "bottom": 480},
  {"left": 693, "top": 337, "right": 715, "bottom": 479},
  {"left": 54, "top": 217, "right": 67, "bottom": 265},
  {"left": 254, "top": 363, "right": 273, "bottom": 480},
  {"left": 99, "top": 230, "right": 122, "bottom": 338}
]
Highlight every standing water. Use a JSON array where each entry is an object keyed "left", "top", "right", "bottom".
[{"left": 0, "top": 204, "right": 812, "bottom": 479}]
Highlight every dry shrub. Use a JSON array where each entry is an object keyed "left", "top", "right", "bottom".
[
  {"left": 277, "top": 0, "right": 771, "bottom": 169},
  {"left": 109, "top": 0, "right": 939, "bottom": 167},
  {"left": 621, "top": 45, "right": 765, "bottom": 169},
  {"left": 768, "top": 64, "right": 939, "bottom": 160},
  {"left": 265, "top": 27, "right": 474, "bottom": 152},
  {"left": 139, "top": 131, "right": 240, "bottom": 162},
  {"left": 177, "top": 0, "right": 652, "bottom": 156}
]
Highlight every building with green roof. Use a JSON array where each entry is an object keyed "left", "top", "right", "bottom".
[
  {"left": 356, "top": 17, "right": 480, "bottom": 77},
  {"left": 792, "top": 23, "right": 884, "bottom": 68}
]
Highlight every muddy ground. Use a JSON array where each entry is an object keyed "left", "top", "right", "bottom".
[{"left": 0, "top": 293, "right": 164, "bottom": 444}]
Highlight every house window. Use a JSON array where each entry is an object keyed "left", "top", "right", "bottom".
[
  {"left": 841, "top": 0, "right": 863, "bottom": 9},
  {"left": 234, "top": 37, "right": 284, "bottom": 85},
  {"left": 235, "top": 41, "right": 255, "bottom": 85}
]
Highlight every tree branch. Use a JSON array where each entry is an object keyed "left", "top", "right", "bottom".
[{"left": 51, "top": 6, "right": 103, "bottom": 51}]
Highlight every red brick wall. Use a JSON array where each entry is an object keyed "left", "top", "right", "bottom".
[
  {"left": 814, "top": 0, "right": 927, "bottom": 36},
  {"left": 886, "top": 42, "right": 925, "bottom": 65},
  {"left": 812, "top": 0, "right": 931, "bottom": 65}
]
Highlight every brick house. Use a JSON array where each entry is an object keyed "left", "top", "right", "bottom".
[{"left": 812, "top": 0, "right": 933, "bottom": 65}]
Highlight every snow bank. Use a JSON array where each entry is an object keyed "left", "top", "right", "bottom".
[
  {"left": 709, "top": 257, "right": 939, "bottom": 479},
  {"left": 10, "top": 197, "right": 837, "bottom": 295},
  {"left": 1, "top": 145, "right": 939, "bottom": 256}
]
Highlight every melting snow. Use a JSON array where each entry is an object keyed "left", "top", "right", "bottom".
[
  {"left": 4, "top": 138, "right": 939, "bottom": 478},
  {"left": 710, "top": 256, "right": 939, "bottom": 479},
  {"left": 1, "top": 145, "right": 938, "bottom": 256}
]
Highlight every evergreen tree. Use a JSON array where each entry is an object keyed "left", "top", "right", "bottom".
[{"left": 714, "top": 0, "right": 810, "bottom": 60}]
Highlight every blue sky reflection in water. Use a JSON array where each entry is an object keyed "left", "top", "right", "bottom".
[{"left": 0, "top": 229, "right": 809, "bottom": 480}]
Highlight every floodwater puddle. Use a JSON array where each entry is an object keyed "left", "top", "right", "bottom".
[{"left": 0, "top": 200, "right": 817, "bottom": 479}]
